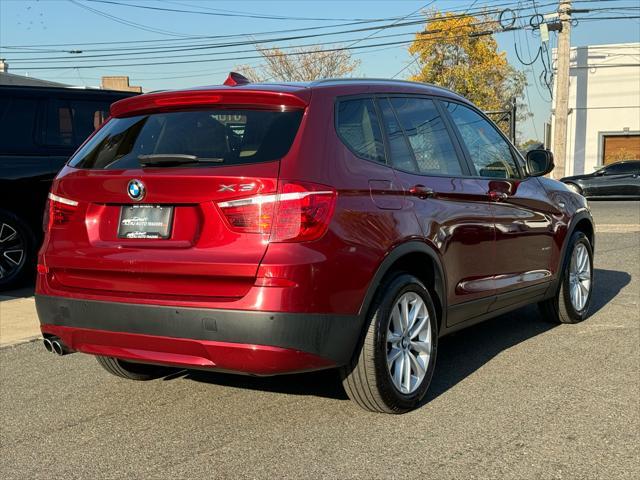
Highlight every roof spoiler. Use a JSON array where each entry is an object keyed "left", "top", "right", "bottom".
[{"left": 110, "top": 88, "right": 309, "bottom": 118}]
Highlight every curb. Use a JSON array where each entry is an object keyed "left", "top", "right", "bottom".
[{"left": 0, "top": 335, "right": 43, "bottom": 350}]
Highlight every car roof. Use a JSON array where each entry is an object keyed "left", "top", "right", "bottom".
[{"left": 182, "top": 78, "right": 468, "bottom": 102}]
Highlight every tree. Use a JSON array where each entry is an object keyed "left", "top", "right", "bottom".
[
  {"left": 407, "top": 11, "right": 529, "bottom": 136},
  {"left": 519, "top": 138, "right": 544, "bottom": 152},
  {"left": 237, "top": 45, "right": 360, "bottom": 82}
]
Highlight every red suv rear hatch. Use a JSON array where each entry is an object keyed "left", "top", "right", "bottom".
[{"left": 41, "top": 87, "right": 311, "bottom": 301}]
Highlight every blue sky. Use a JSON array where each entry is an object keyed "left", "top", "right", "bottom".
[{"left": 1, "top": 0, "right": 639, "bottom": 141}]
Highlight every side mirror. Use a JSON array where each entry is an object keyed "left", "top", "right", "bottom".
[{"left": 525, "top": 149, "right": 555, "bottom": 177}]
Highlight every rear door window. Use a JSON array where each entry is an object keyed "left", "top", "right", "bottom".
[
  {"left": 386, "top": 97, "right": 463, "bottom": 176},
  {"left": 68, "top": 109, "right": 303, "bottom": 169},
  {"left": 336, "top": 98, "right": 386, "bottom": 163},
  {"left": 0, "top": 97, "right": 40, "bottom": 153},
  {"left": 45, "top": 98, "right": 112, "bottom": 147},
  {"left": 378, "top": 98, "right": 416, "bottom": 172}
]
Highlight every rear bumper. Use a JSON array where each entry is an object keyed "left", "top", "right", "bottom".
[{"left": 36, "top": 295, "right": 362, "bottom": 375}]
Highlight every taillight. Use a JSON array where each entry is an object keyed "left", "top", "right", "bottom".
[
  {"left": 44, "top": 193, "right": 78, "bottom": 232},
  {"left": 217, "top": 181, "right": 336, "bottom": 242}
]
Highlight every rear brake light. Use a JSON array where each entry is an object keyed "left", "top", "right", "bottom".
[
  {"left": 217, "top": 181, "right": 336, "bottom": 242},
  {"left": 44, "top": 193, "right": 78, "bottom": 231}
]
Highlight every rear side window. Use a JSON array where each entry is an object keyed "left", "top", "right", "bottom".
[
  {"left": 68, "top": 109, "right": 303, "bottom": 169},
  {"left": 336, "top": 98, "right": 385, "bottom": 163},
  {"left": 605, "top": 162, "right": 640, "bottom": 174},
  {"left": 387, "top": 97, "right": 462, "bottom": 176},
  {"left": 445, "top": 102, "right": 520, "bottom": 179},
  {"left": 0, "top": 97, "right": 39, "bottom": 153},
  {"left": 45, "top": 99, "right": 111, "bottom": 147}
]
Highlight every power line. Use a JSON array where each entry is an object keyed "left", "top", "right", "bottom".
[
  {"left": 7, "top": 8, "right": 553, "bottom": 65},
  {"left": 83, "top": 0, "right": 403, "bottom": 22},
  {"left": 11, "top": 21, "right": 534, "bottom": 71},
  {"left": 67, "top": 0, "right": 194, "bottom": 38},
  {"left": 1, "top": 0, "right": 543, "bottom": 49}
]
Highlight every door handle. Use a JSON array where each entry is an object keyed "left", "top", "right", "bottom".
[
  {"left": 409, "top": 184, "right": 435, "bottom": 199},
  {"left": 488, "top": 190, "right": 509, "bottom": 202}
]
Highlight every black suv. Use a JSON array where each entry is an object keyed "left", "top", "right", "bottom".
[{"left": 0, "top": 85, "right": 136, "bottom": 289}]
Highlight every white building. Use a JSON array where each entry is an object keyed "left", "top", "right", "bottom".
[{"left": 551, "top": 42, "right": 640, "bottom": 177}]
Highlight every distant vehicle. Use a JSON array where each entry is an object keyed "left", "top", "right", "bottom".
[
  {"left": 36, "top": 75, "right": 595, "bottom": 414},
  {"left": 0, "top": 85, "right": 137, "bottom": 289},
  {"left": 561, "top": 160, "right": 640, "bottom": 198}
]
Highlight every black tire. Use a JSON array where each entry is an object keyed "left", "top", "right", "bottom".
[
  {"left": 0, "top": 209, "right": 37, "bottom": 291},
  {"left": 539, "top": 231, "right": 594, "bottom": 324},
  {"left": 340, "top": 273, "right": 438, "bottom": 414},
  {"left": 96, "top": 356, "right": 174, "bottom": 381}
]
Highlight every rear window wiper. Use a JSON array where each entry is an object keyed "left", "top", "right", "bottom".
[{"left": 138, "top": 154, "right": 224, "bottom": 166}]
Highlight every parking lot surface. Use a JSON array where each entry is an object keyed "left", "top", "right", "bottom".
[{"left": 1, "top": 201, "right": 639, "bottom": 479}]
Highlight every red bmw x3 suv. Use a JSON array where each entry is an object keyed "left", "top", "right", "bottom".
[{"left": 36, "top": 76, "right": 595, "bottom": 413}]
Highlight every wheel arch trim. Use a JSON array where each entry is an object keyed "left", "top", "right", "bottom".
[
  {"left": 357, "top": 241, "right": 448, "bottom": 332},
  {"left": 549, "top": 209, "right": 595, "bottom": 296}
]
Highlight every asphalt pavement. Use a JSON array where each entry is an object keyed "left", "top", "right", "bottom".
[{"left": 1, "top": 201, "right": 639, "bottom": 479}]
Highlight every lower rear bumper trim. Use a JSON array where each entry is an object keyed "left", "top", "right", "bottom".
[
  {"left": 35, "top": 295, "right": 363, "bottom": 370},
  {"left": 41, "top": 324, "right": 335, "bottom": 375}
]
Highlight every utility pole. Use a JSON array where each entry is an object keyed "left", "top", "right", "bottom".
[{"left": 552, "top": 0, "right": 572, "bottom": 179}]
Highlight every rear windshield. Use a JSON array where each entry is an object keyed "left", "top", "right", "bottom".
[{"left": 68, "top": 109, "right": 303, "bottom": 169}]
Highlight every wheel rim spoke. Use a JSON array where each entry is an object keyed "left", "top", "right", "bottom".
[
  {"left": 391, "top": 308, "right": 403, "bottom": 334},
  {"left": 402, "top": 352, "right": 411, "bottom": 392},
  {"left": 400, "top": 296, "right": 410, "bottom": 332},
  {"left": 0, "top": 223, "right": 18, "bottom": 244},
  {"left": 411, "top": 339, "right": 431, "bottom": 354},
  {"left": 387, "top": 347, "right": 402, "bottom": 369},
  {"left": 407, "top": 300, "right": 420, "bottom": 331},
  {"left": 0, "top": 223, "right": 26, "bottom": 281},
  {"left": 393, "top": 352, "right": 405, "bottom": 389},
  {"left": 387, "top": 332, "right": 402, "bottom": 346},
  {"left": 408, "top": 351, "right": 426, "bottom": 379}
]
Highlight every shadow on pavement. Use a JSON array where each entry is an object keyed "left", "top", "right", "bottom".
[
  {"left": 0, "top": 284, "right": 35, "bottom": 301},
  {"left": 176, "top": 267, "right": 631, "bottom": 404},
  {"left": 590, "top": 268, "right": 631, "bottom": 315},
  {"left": 183, "top": 367, "right": 348, "bottom": 400}
]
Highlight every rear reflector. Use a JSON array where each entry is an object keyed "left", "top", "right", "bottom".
[
  {"left": 217, "top": 181, "right": 336, "bottom": 243},
  {"left": 44, "top": 193, "right": 78, "bottom": 231}
]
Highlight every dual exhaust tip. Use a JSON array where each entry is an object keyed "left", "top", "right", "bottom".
[{"left": 43, "top": 337, "right": 70, "bottom": 356}]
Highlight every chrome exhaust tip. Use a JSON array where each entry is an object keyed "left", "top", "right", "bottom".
[
  {"left": 51, "top": 340, "right": 65, "bottom": 356},
  {"left": 43, "top": 338, "right": 53, "bottom": 353}
]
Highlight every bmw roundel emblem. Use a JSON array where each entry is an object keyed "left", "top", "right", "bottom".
[{"left": 127, "top": 179, "right": 145, "bottom": 201}]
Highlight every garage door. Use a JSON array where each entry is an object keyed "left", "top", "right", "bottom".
[{"left": 603, "top": 134, "right": 640, "bottom": 165}]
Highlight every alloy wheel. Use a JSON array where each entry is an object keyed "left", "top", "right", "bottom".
[
  {"left": 386, "top": 292, "right": 432, "bottom": 394},
  {"left": 569, "top": 243, "right": 591, "bottom": 311},
  {"left": 0, "top": 222, "right": 26, "bottom": 281}
]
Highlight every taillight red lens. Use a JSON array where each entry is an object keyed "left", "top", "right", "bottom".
[
  {"left": 217, "top": 181, "right": 336, "bottom": 243},
  {"left": 271, "top": 182, "right": 336, "bottom": 242},
  {"left": 44, "top": 193, "right": 78, "bottom": 231}
]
